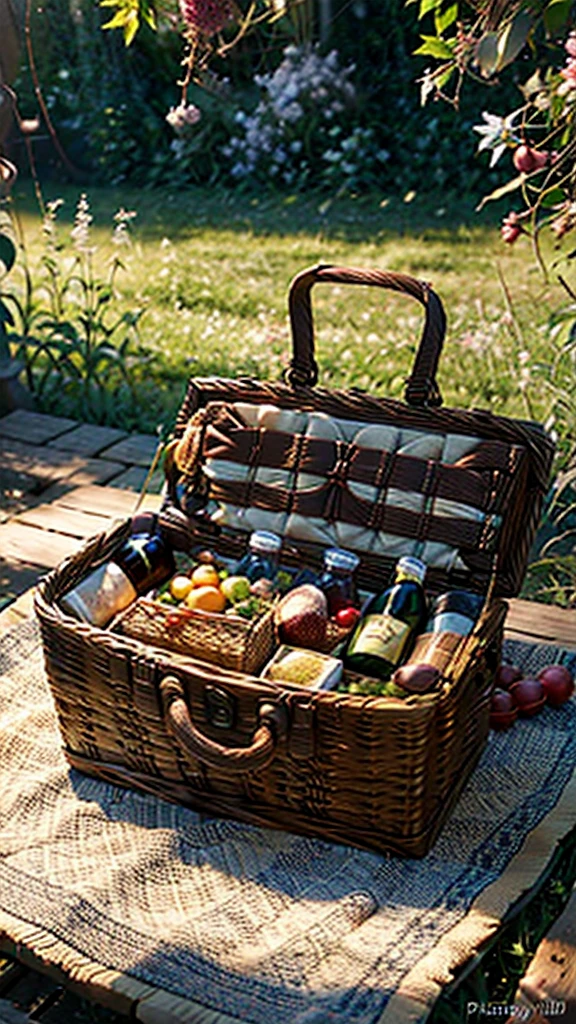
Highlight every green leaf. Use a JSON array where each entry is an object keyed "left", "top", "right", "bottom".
[
  {"left": 435, "top": 65, "right": 456, "bottom": 90},
  {"left": 476, "top": 174, "right": 525, "bottom": 209},
  {"left": 544, "top": 0, "right": 572, "bottom": 35},
  {"left": 101, "top": 7, "right": 132, "bottom": 29},
  {"left": 496, "top": 11, "right": 532, "bottom": 71},
  {"left": 0, "top": 298, "right": 14, "bottom": 328},
  {"left": 141, "top": 4, "right": 156, "bottom": 29},
  {"left": 0, "top": 233, "right": 16, "bottom": 277},
  {"left": 414, "top": 35, "right": 454, "bottom": 58},
  {"left": 474, "top": 33, "right": 499, "bottom": 77},
  {"left": 541, "top": 187, "right": 566, "bottom": 207},
  {"left": 418, "top": 0, "right": 441, "bottom": 18},
  {"left": 100, "top": 0, "right": 141, "bottom": 43},
  {"left": 123, "top": 12, "right": 139, "bottom": 45},
  {"left": 435, "top": 3, "right": 458, "bottom": 36},
  {"left": 519, "top": 69, "right": 546, "bottom": 101}
]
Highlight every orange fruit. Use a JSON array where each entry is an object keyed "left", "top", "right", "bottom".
[
  {"left": 191, "top": 564, "right": 220, "bottom": 589},
  {"left": 184, "top": 585, "right": 226, "bottom": 613},
  {"left": 169, "top": 574, "right": 194, "bottom": 602}
]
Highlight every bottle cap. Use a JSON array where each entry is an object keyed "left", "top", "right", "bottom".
[
  {"left": 130, "top": 512, "right": 158, "bottom": 537},
  {"left": 249, "top": 530, "right": 282, "bottom": 554},
  {"left": 323, "top": 548, "right": 360, "bottom": 573},
  {"left": 431, "top": 590, "right": 484, "bottom": 620},
  {"left": 118, "top": 534, "right": 175, "bottom": 593},
  {"left": 396, "top": 556, "right": 427, "bottom": 583}
]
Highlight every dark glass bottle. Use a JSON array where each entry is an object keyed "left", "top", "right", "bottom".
[
  {"left": 343, "top": 556, "right": 428, "bottom": 680},
  {"left": 59, "top": 532, "right": 175, "bottom": 627},
  {"left": 317, "top": 547, "right": 360, "bottom": 615}
]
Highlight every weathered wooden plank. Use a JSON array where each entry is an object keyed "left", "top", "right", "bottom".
[
  {"left": 512, "top": 885, "right": 576, "bottom": 1022},
  {"left": 0, "top": 439, "right": 86, "bottom": 483},
  {"left": 99, "top": 434, "right": 159, "bottom": 468},
  {"left": 0, "top": 562, "right": 42, "bottom": 614},
  {"left": 0, "top": 523, "right": 80, "bottom": 568},
  {"left": 506, "top": 599, "right": 576, "bottom": 652},
  {"left": 3, "top": 967, "right": 62, "bottom": 1019},
  {"left": 1, "top": 441, "right": 126, "bottom": 490},
  {"left": 47, "top": 485, "right": 162, "bottom": 519},
  {"left": 0, "top": 412, "right": 78, "bottom": 445},
  {"left": 0, "top": 940, "right": 135, "bottom": 1021},
  {"left": 0, "top": 588, "right": 36, "bottom": 630},
  {"left": 0, "top": 466, "right": 40, "bottom": 502},
  {"left": 0, "top": 999, "right": 30, "bottom": 1024},
  {"left": 57, "top": 459, "right": 128, "bottom": 487},
  {"left": 16, "top": 504, "right": 113, "bottom": 539},
  {"left": 0, "top": 961, "right": 26, "bottom": 997},
  {"left": 106, "top": 465, "right": 165, "bottom": 494},
  {"left": 48, "top": 424, "right": 128, "bottom": 457}
]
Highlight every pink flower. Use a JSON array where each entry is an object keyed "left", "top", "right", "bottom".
[
  {"left": 565, "top": 32, "right": 576, "bottom": 58},
  {"left": 179, "top": 0, "right": 236, "bottom": 36},
  {"left": 560, "top": 58, "right": 576, "bottom": 88},
  {"left": 550, "top": 201, "right": 576, "bottom": 240},
  {"left": 501, "top": 212, "right": 521, "bottom": 244}
]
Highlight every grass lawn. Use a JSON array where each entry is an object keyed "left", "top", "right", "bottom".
[{"left": 10, "top": 183, "right": 573, "bottom": 450}]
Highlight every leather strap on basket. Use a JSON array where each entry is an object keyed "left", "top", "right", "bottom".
[
  {"left": 160, "top": 675, "right": 287, "bottom": 774},
  {"left": 287, "top": 264, "right": 446, "bottom": 407}
]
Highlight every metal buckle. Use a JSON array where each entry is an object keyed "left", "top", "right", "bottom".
[{"left": 204, "top": 685, "right": 236, "bottom": 730}]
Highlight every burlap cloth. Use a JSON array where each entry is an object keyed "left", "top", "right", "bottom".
[{"left": 1, "top": 617, "right": 575, "bottom": 1024}]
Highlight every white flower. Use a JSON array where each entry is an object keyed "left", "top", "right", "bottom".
[
  {"left": 112, "top": 208, "right": 136, "bottom": 247},
  {"left": 473, "top": 109, "right": 523, "bottom": 165},
  {"left": 166, "top": 103, "right": 201, "bottom": 135},
  {"left": 71, "top": 193, "right": 93, "bottom": 253}
]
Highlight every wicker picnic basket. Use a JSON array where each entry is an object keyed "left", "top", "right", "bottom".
[{"left": 35, "top": 265, "right": 555, "bottom": 858}]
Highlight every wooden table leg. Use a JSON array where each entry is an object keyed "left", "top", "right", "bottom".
[{"left": 506, "top": 886, "right": 576, "bottom": 1022}]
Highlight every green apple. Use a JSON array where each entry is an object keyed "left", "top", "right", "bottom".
[{"left": 220, "top": 575, "right": 251, "bottom": 604}]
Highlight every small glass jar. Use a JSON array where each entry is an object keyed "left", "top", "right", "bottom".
[
  {"left": 404, "top": 589, "right": 485, "bottom": 673},
  {"left": 234, "top": 530, "right": 282, "bottom": 583},
  {"left": 426, "top": 590, "right": 484, "bottom": 636},
  {"left": 317, "top": 547, "right": 360, "bottom": 615}
]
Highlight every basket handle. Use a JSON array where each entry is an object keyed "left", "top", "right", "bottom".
[
  {"left": 287, "top": 263, "right": 446, "bottom": 407},
  {"left": 160, "top": 674, "right": 286, "bottom": 773}
]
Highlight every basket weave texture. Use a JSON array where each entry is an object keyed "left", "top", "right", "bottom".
[
  {"left": 35, "top": 265, "right": 555, "bottom": 857},
  {"left": 114, "top": 597, "right": 276, "bottom": 675}
]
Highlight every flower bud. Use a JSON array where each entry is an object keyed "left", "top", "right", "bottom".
[
  {"left": 513, "top": 144, "right": 548, "bottom": 173},
  {"left": 501, "top": 212, "right": 521, "bottom": 244}
]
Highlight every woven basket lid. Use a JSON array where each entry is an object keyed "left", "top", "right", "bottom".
[{"left": 165, "top": 265, "right": 555, "bottom": 600}]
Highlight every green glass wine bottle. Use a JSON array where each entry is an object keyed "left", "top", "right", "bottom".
[{"left": 343, "top": 556, "right": 428, "bottom": 681}]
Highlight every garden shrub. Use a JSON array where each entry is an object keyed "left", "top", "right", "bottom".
[{"left": 15, "top": 0, "right": 516, "bottom": 196}]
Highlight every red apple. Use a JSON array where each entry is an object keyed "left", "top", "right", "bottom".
[
  {"left": 393, "top": 663, "right": 440, "bottom": 694},
  {"left": 509, "top": 677, "right": 546, "bottom": 717},
  {"left": 495, "top": 663, "right": 523, "bottom": 690},
  {"left": 538, "top": 664, "right": 575, "bottom": 708},
  {"left": 490, "top": 688, "right": 517, "bottom": 730},
  {"left": 334, "top": 606, "right": 361, "bottom": 630}
]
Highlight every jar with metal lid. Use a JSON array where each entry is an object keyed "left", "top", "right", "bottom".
[
  {"left": 405, "top": 589, "right": 485, "bottom": 673},
  {"left": 427, "top": 590, "right": 484, "bottom": 636},
  {"left": 234, "top": 530, "right": 282, "bottom": 583},
  {"left": 317, "top": 547, "right": 360, "bottom": 615}
]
